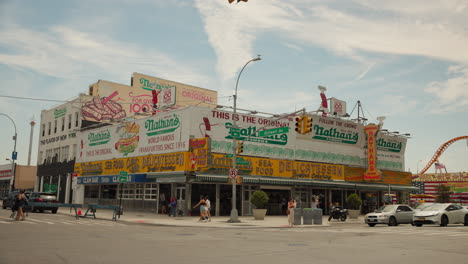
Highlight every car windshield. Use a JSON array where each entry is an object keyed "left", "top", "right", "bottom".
[
  {"left": 375, "top": 205, "right": 397, "bottom": 212},
  {"left": 421, "top": 204, "right": 449, "bottom": 211},
  {"left": 415, "top": 203, "right": 433, "bottom": 210}
]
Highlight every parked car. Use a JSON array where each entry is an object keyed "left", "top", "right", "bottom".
[
  {"left": 413, "top": 203, "right": 468, "bottom": 227},
  {"left": 413, "top": 202, "right": 437, "bottom": 211},
  {"left": 26, "top": 192, "right": 60, "bottom": 213},
  {"left": 365, "top": 204, "right": 415, "bottom": 227}
]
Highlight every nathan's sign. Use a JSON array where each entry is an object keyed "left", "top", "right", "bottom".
[
  {"left": 78, "top": 109, "right": 190, "bottom": 163},
  {"left": 311, "top": 117, "right": 360, "bottom": 145},
  {"left": 363, "top": 124, "right": 381, "bottom": 181},
  {"left": 145, "top": 114, "right": 180, "bottom": 136},
  {"left": 88, "top": 129, "right": 111, "bottom": 146},
  {"left": 75, "top": 152, "right": 189, "bottom": 176},
  {"left": 224, "top": 122, "right": 288, "bottom": 145},
  {"left": 54, "top": 108, "right": 67, "bottom": 119},
  {"left": 201, "top": 153, "right": 344, "bottom": 180}
]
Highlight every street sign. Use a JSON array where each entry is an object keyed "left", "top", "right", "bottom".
[
  {"left": 225, "top": 154, "right": 234, "bottom": 158},
  {"left": 229, "top": 168, "right": 238, "bottom": 178},
  {"left": 236, "top": 157, "right": 249, "bottom": 165},
  {"left": 12, "top": 151, "right": 17, "bottom": 160},
  {"left": 230, "top": 127, "right": 241, "bottom": 138},
  {"left": 258, "top": 127, "right": 289, "bottom": 137},
  {"left": 119, "top": 171, "right": 129, "bottom": 183}
]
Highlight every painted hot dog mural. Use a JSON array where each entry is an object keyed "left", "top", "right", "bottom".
[
  {"left": 115, "top": 122, "right": 140, "bottom": 156},
  {"left": 82, "top": 91, "right": 126, "bottom": 121}
]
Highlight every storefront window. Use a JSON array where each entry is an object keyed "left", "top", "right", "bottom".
[
  {"left": 122, "top": 184, "right": 135, "bottom": 199},
  {"left": 85, "top": 185, "right": 99, "bottom": 198},
  {"left": 101, "top": 185, "right": 117, "bottom": 199},
  {"left": 144, "top": 184, "right": 157, "bottom": 200},
  {"left": 135, "top": 184, "right": 144, "bottom": 199}
]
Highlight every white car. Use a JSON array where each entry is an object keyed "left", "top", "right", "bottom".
[
  {"left": 413, "top": 202, "right": 436, "bottom": 211},
  {"left": 365, "top": 204, "right": 414, "bottom": 227},
  {"left": 413, "top": 203, "right": 468, "bottom": 227}
]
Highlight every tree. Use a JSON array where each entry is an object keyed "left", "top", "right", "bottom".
[{"left": 435, "top": 184, "right": 452, "bottom": 203}]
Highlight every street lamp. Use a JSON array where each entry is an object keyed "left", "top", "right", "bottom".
[
  {"left": 229, "top": 55, "right": 261, "bottom": 223},
  {"left": 416, "top": 160, "right": 423, "bottom": 174},
  {"left": 0, "top": 113, "right": 17, "bottom": 192}
]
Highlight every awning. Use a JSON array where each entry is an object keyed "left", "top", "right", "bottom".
[{"left": 146, "top": 172, "right": 186, "bottom": 183}]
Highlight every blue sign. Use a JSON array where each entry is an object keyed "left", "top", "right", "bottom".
[
  {"left": 12, "top": 151, "right": 17, "bottom": 160},
  {"left": 77, "top": 174, "right": 147, "bottom": 184}
]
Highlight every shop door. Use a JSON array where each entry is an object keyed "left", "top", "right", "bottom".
[
  {"left": 292, "top": 190, "right": 309, "bottom": 209},
  {"left": 176, "top": 187, "right": 186, "bottom": 215},
  {"left": 242, "top": 186, "right": 259, "bottom": 216}
]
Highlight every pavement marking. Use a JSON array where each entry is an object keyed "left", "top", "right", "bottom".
[
  {"left": 0, "top": 220, "right": 13, "bottom": 224},
  {"left": 27, "top": 218, "right": 54, "bottom": 225}
]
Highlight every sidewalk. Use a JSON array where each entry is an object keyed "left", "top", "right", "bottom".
[{"left": 58, "top": 208, "right": 365, "bottom": 228}]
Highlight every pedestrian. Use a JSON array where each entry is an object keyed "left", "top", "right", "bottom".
[
  {"left": 168, "top": 197, "right": 177, "bottom": 217},
  {"left": 311, "top": 195, "right": 318, "bottom": 209},
  {"left": 287, "top": 197, "right": 296, "bottom": 227},
  {"left": 159, "top": 193, "right": 167, "bottom": 214},
  {"left": 193, "top": 195, "right": 208, "bottom": 222},
  {"left": 15, "top": 190, "right": 28, "bottom": 221},
  {"left": 204, "top": 195, "right": 211, "bottom": 222}
]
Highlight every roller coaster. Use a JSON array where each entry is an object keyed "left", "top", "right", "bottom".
[{"left": 415, "top": 135, "right": 468, "bottom": 177}]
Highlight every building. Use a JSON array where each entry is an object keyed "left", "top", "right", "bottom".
[
  {"left": 73, "top": 105, "right": 415, "bottom": 216},
  {"left": 0, "top": 163, "right": 37, "bottom": 197},
  {"left": 36, "top": 72, "right": 218, "bottom": 203},
  {"left": 411, "top": 172, "right": 468, "bottom": 206}
]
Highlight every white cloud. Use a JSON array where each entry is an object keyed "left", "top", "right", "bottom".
[{"left": 425, "top": 65, "right": 468, "bottom": 113}]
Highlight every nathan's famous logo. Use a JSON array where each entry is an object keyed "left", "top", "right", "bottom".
[
  {"left": 88, "top": 130, "right": 111, "bottom": 146},
  {"left": 144, "top": 114, "right": 180, "bottom": 136},
  {"left": 54, "top": 108, "right": 67, "bottom": 119},
  {"left": 139, "top": 78, "right": 176, "bottom": 91},
  {"left": 224, "top": 122, "right": 288, "bottom": 145},
  {"left": 115, "top": 122, "right": 140, "bottom": 155},
  {"left": 376, "top": 138, "right": 402, "bottom": 152},
  {"left": 312, "top": 125, "right": 358, "bottom": 144}
]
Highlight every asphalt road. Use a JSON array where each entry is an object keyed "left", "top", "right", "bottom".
[{"left": 1, "top": 209, "right": 467, "bottom": 264}]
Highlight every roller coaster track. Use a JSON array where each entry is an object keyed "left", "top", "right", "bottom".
[{"left": 415, "top": 135, "right": 468, "bottom": 177}]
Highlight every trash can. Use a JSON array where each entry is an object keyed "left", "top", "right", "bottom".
[
  {"left": 303, "top": 208, "right": 313, "bottom": 225},
  {"left": 313, "top": 208, "right": 323, "bottom": 225},
  {"left": 293, "top": 208, "right": 302, "bottom": 225}
]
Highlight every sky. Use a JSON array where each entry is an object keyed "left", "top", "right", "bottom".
[{"left": 0, "top": 0, "right": 467, "bottom": 173}]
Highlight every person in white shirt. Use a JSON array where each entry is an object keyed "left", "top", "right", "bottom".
[{"left": 204, "top": 195, "right": 212, "bottom": 222}]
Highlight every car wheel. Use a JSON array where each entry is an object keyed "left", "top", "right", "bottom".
[
  {"left": 464, "top": 215, "right": 468, "bottom": 226},
  {"left": 2, "top": 205, "right": 6, "bottom": 209},
  {"left": 440, "top": 215, "right": 448, "bottom": 227},
  {"left": 411, "top": 221, "right": 415, "bottom": 226},
  {"left": 52, "top": 209, "right": 58, "bottom": 214},
  {"left": 388, "top": 216, "right": 397, "bottom": 226},
  {"left": 368, "top": 223, "right": 376, "bottom": 227},
  {"left": 39, "top": 209, "right": 44, "bottom": 213},
  {"left": 415, "top": 224, "right": 423, "bottom": 227}
]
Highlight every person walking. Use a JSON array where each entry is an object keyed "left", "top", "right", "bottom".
[
  {"left": 204, "top": 195, "right": 211, "bottom": 222},
  {"left": 15, "top": 190, "right": 28, "bottom": 221},
  {"left": 287, "top": 197, "right": 296, "bottom": 227},
  {"left": 193, "top": 195, "right": 207, "bottom": 222},
  {"left": 168, "top": 197, "right": 177, "bottom": 217}
]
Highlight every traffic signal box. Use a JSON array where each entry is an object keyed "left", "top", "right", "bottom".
[
  {"left": 295, "top": 115, "right": 312, "bottom": 135},
  {"left": 295, "top": 116, "right": 304, "bottom": 134},
  {"left": 236, "top": 141, "right": 244, "bottom": 154},
  {"left": 228, "top": 176, "right": 243, "bottom": 184},
  {"left": 303, "top": 116, "right": 312, "bottom": 134}
]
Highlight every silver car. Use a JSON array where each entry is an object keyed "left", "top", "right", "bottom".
[{"left": 365, "top": 204, "right": 414, "bottom": 227}]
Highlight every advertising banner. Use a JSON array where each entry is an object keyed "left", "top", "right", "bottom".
[
  {"left": 78, "top": 108, "right": 191, "bottom": 163},
  {"left": 0, "top": 164, "right": 12, "bottom": 180},
  {"left": 330, "top": 97, "right": 347, "bottom": 117},
  {"left": 201, "top": 153, "right": 344, "bottom": 180},
  {"left": 413, "top": 172, "right": 468, "bottom": 182},
  {"left": 74, "top": 152, "right": 189, "bottom": 176},
  {"left": 132, "top": 73, "right": 217, "bottom": 110},
  {"left": 189, "top": 138, "right": 210, "bottom": 170},
  {"left": 345, "top": 167, "right": 412, "bottom": 185}
]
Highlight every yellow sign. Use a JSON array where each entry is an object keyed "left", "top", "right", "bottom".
[
  {"left": 75, "top": 152, "right": 189, "bottom": 176},
  {"left": 202, "top": 153, "right": 344, "bottom": 180},
  {"left": 363, "top": 124, "right": 381, "bottom": 181},
  {"left": 189, "top": 138, "right": 210, "bottom": 170},
  {"left": 413, "top": 173, "right": 468, "bottom": 182}
]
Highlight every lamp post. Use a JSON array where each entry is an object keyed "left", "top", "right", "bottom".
[
  {"left": 229, "top": 55, "right": 261, "bottom": 223},
  {"left": 0, "top": 114, "right": 17, "bottom": 192},
  {"left": 416, "top": 160, "right": 423, "bottom": 174}
]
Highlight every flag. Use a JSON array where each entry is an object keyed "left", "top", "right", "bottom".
[
  {"left": 412, "top": 182, "right": 425, "bottom": 194},
  {"left": 434, "top": 162, "right": 446, "bottom": 170},
  {"left": 410, "top": 181, "right": 468, "bottom": 204}
]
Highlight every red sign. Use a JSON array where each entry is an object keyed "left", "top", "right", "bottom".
[
  {"left": 364, "top": 124, "right": 381, "bottom": 181},
  {"left": 229, "top": 168, "right": 238, "bottom": 178}
]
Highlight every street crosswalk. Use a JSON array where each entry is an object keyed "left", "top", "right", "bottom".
[
  {"left": 288, "top": 226, "right": 468, "bottom": 237},
  {"left": 0, "top": 216, "right": 127, "bottom": 227}
]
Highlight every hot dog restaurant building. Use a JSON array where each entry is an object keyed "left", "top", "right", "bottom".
[{"left": 73, "top": 97, "right": 415, "bottom": 216}]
